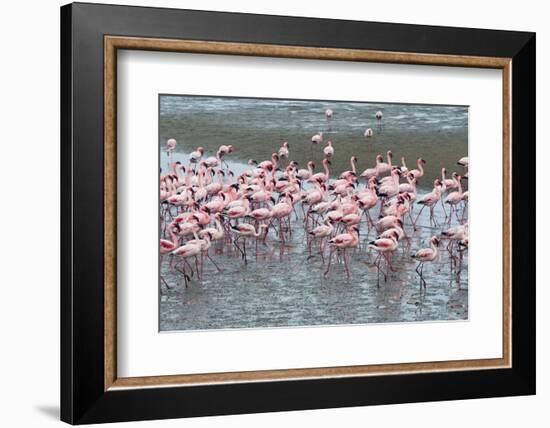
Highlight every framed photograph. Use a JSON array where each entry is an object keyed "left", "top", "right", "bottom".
[{"left": 61, "top": 2, "right": 535, "bottom": 424}]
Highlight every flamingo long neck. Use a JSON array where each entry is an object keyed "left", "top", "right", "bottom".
[
  {"left": 387, "top": 153, "right": 393, "bottom": 167},
  {"left": 324, "top": 161, "right": 330, "bottom": 178},
  {"left": 214, "top": 217, "right": 223, "bottom": 233},
  {"left": 350, "top": 157, "right": 356, "bottom": 173},
  {"left": 308, "top": 162, "right": 314, "bottom": 175},
  {"left": 253, "top": 225, "right": 267, "bottom": 237},
  {"left": 417, "top": 159, "right": 424, "bottom": 175},
  {"left": 457, "top": 178, "right": 463, "bottom": 194}
]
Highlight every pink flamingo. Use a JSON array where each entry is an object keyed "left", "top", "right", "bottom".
[
  {"left": 188, "top": 147, "right": 204, "bottom": 169},
  {"left": 231, "top": 223, "right": 268, "bottom": 263},
  {"left": 409, "top": 158, "right": 426, "bottom": 180},
  {"left": 269, "top": 194, "right": 293, "bottom": 243},
  {"left": 323, "top": 140, "right": 334, "bottom": 158},
  {"left": 377, "top": 150, "right": 393, "bottom": 175},
  {"left": 217, "top": 144, "right": 233, "bottom": 168},
  {"left": 311, "top": 131, "right": 323, "bottom": 145},
  {"left": 278, "top": 141, "right": 290, "bottom": 159},
  {"left": 360, "top": 155, "right": 383, "bottom": 180},
  {"left": 375, "top": 110, "right": 383, "bottom": 132},
  {"left": 297, "top": 161, "right": 315, "bottom": 181},
  {"left": 324, "top": 225, "right": 359, "bottom": 279},
  {"left": 166, "top": 138, "right": 177, "bottom": 159},
  {"left": 171, "top": 240, "right": 203, "bottom": 287},
  {"left": 309, "top": 158, "right": 331, "bottom": 184},
  {"left": 160, "top": 239, "right": 177, "bottom": 288},
  {"left": 444, "top": 175, "right": 464, "bottom": 223},
  {"left": 308, "top": 218, "right": 334, "bottom": 262},
  {"left": 340, "top": 156, "right": 358, "bottom": 181},
  {"left": 412, "top": 235, "right": 440, "bottom": 289},
  {"left": 415, "top": 179, "right": 443, "bottom": 228},
  {"left": 368, "top": 229, "right": 399, "bottom": 285}
]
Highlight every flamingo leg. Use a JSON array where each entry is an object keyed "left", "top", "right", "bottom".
[
  {"left": 413, "top": 205, "right": 426, "bottom": 230},
  {"left": 343, "top": 249, "right": 351, "bottom": 279},
  {"left": 206, "top": 251, "right": 223, "bottom": 273},
  {"left": 324, "top": 248, "right": 335, "bottom": 277}
]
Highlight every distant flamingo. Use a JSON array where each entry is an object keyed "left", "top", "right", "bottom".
[
  {"left": 323, "top": 140, "right": 334, "bottom": 158},
  {"left": 166, "top": 138, "right": 177, "bottom": 159},
  {"left": 364, "top": 128, "right": 374, "bottom": 138},
  {"left": 375, "top": 110, "right": 383, "bottom": 131},
  {"left": 311, "top": 132, "right": 323, "bottom": 145},
  {"left": 189, "top": 147, "right": 204, "bottom": 169},
  {"left": 278, "top": 141, "right": 290, "bottom": 159}
]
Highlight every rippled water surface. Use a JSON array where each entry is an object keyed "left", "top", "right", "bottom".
[{"left": 159, "top": 95, "right": 468, "bottom": 331}]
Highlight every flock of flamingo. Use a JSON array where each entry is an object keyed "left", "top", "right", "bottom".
[{"left": 160, "top": 109, "right": 469, "bottom": 291}]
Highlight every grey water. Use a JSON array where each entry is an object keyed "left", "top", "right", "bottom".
[{"left": 159, "top": 95, "right": 468, "bottom": 332}]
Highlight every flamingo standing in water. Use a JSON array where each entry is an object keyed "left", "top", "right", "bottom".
[
  {"left": 309, "top": 158, "right": 331, "bottom": 184},
  {"left": 375, "top": 110, "right": 383, "bottom": 131},
  {"left": 377, "top": 150, "right": 393, "bottom": 176},
  {"left": 368, "top": 230, "right": 399, "bottom": 286},
  {"left": 324, "top": 225, "right": 359, "bottom": 279},
  {"left": 415, "top": 179, "right": 443, "bottom": 228},
  {"left": 160, "top": 239, "right": 177, "bottom": 288},
  {"left": 409, "top": 158, "right": 426, "bottom": 181},
  {"left": 340, "top": 156, "right": 358, "bottom": 181},
  {"left": 231, "top": 223, "right": 268, "bottom": 263},
  {"left": 444, "top": 175, "right": 464, "bottom": 223},
  {"left": 323, "top": 140, "right": 334, "bottom": 158},
  {"left": 308, "top": 218, "right": 334, "bottom": 262},
  {"left": 412, "top": 235, "right": 440, "bottom": 290},
  {"left": 217, "top": 144, "right": 233, "bottom": 168},
  {"left": 364, "top": 128, "right": 374, "bottom": 138},
  {"left": 441, "top": 224, "right": 468, "bottom": 275},
  {"left": 189, "top": 147, "right": 204, "bottom": 169},
  {"left": 325, "top": 109, "right": 333, "bottom": 130},
  {"left": 166, "top": 138, "right": 177, "bottom": 160},
  {"left": 457, "top": 156, "right": 469, "bottom": 178},
  {"left": 297, "top": 161, "right": 315, "bottom": 181},
  {"left": 278, "top": 141, "right": 290, "bottom": 160},
  {"left": 171, "top": 240, "right": 203, "bottom": 287},
  {"left": 360, "top": 155, "right": 383, "bottom": 180},
  {"left": 311, "top": 132, "right": 323, "bottom": 145}
]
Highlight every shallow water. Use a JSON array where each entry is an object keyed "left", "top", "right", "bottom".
[
  {"left": 160, "top": 95, "right": 468, "bottom": 192},
  {"left": 159, "top": 96, "right": 468, "bottom": 331}
]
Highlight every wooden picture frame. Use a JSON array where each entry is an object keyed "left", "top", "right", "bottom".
[{"left": 61, "top": 2, "right": 535, "bottom": 424}]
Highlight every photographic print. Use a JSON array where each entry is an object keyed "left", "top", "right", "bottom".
[{"left": 159, "top": 95, "right": 469, "bottom": 331}]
